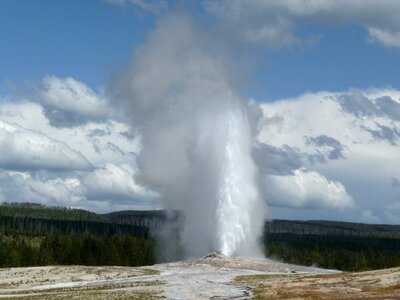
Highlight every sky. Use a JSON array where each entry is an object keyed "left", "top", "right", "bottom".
[{"left": 0, "top": 0, "right": 399, "bottom": 224}]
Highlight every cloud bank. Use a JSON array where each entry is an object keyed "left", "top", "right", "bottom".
[
  {"left": 0, "top": 119, "right": 91, "bottom": 171},
  {"left": 1, "top": 80, "right": 399, "bottom": 223},
  {"left": 0, "top": 84, "right": 153, "bottom": 212},
  {"left": 257, "top": 89, "right": 400, "bottom": 222},
  {"left": 264, "top": 168, "right": 354, "bottom": 210}
]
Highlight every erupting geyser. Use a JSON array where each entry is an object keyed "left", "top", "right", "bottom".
[
  {"left": 110, "top": 14, "right": 267, "bottom": 259},
  {"left": 216, "top": 100, "right": 263, "bottom": 256}
]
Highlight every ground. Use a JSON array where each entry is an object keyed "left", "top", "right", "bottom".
[
  {"left": 0, "top": 254, "right": 398, "bottom": 299},
  {"left": 236, "top": 268, "right": 400, "bottom": 299}
]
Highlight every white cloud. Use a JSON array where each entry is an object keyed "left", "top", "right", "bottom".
[
  {"left": 257, "top": 88, "right": 400, "bottom": 223},
  {"left": 264, "top": 168, "right": 354, "bottom": 210},
  {"left": 0, "top": 90, "right": 153, "bottom": 212},
  {"left": 368, "top": 27, "right": 400, "bottom": 48},
  {"left": 83, "top": 163, "right": 156, "bottom": 201},
  {"left": 0, "top": 119, "right": 91, "bottom": 171},
  {"left": 0, "top": 171, "right": 84, "bottom": 207},
  {"left": 0, "top": 167, "right": 157, "bottom": 212},
  {"left": 0, "top": 101, "right": 140, "bottom": 167},
  {"left": 38, "top": 76, "right": 116, "bottom": 127},
  {"left": 258, "top": 89, "right": 400, "bottom": 154},
  {"left": 2, "top": 74, "right": 399, "bottom": 222},
  {"left": 104, "top": 0, "right": 167, "bottom": 14},
  {"left": 205, "top": 0, "right": 400, "bottom": 48}
]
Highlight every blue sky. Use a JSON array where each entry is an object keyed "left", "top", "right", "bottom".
[
  {"left": 254, "top": 25, "right": 400, "bottom": 100},
  {"left": 0, "top": 0, "right": 154, "bottom": 89},
  {"left": 0, "top": 0, "right": 399, "bottom": 224},
  {"left": 2, "top": 0, "right": 400, "bottom": 100}
]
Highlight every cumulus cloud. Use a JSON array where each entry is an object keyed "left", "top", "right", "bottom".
[
  {"left": 258, "top": 88, "right": 400, "bottom": 223},
  {"left": 263, "top": 168, "right": 354, "bottom": 210},
  {"left": 259, "top": 89, "right": 400, "bottom": 150},
  {"left": 38, "top": 76, "right": 115, "bottom": 127},
  {"left": 375, "top": 96, "right": 400, "bottom": 121},
  {"left": 363, "top": 124, "right": 400, "bottom": 145},
  {"left": 0, "top": 171, "right": 84, "bottom": 206},
  {"left": 0, "top": 166, "right": 156, "bottom": 211},
  {"left": 0, "top": 100, "right": 141, "bottom": 168},
  {"left": 335, "top": 91, "right": 400, "bottom": 145},
  {"left": 252, "top": 143, "right": 302, "bottom": 176},
  {"left": 3, "top": 77, "right": 399, "bottom": 223},
  {"left": 205, "top": 0, "right": 400, "bottom": 48},
  {"left": 337, "top": 91, "right": 400, "bottom": 121},
  {"left": 0, "top": 119, "right": 91, "bottom": 172},
  {"left": 306, "top": 135, "right": 345, "bottom": 160},
  {"left": 82, "top": 163, "right": 156, "bottom": 202},
  {"left": 0, "top": 94, "right": 153, "bottom": 212}
]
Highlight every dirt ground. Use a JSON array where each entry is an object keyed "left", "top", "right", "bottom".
[{"left": 0, "top": 254, "right": 397, "bottom": 299}]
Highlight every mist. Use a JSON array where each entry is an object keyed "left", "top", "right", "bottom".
[{"left": 109, "top": 14, "right": 267, "bottom": 259}]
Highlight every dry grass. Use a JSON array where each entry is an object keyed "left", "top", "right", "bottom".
[
  {"left": 235, "top": 267, "right": 400, "bottom": 299},
  {"left": 0, "top": 266, "right": 160, "bottom": 290},
  {"left": 0, "top": 290, "right": 163, "bottom": 300},
  {"left": 0, "top": 280, "right": 165, "bottom": 299},
  {"left": 0, "top": 266, "right": 164, "bottom": 299}
]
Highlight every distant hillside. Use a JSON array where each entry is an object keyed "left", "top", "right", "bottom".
[
  {"left": 0, "top": 202, "right": 104, "bottom": 222},
  {"left": 1, "top": 202, "right": 400, "bottom": 238},
  {"left": 0, "top": 202, "right": 168, "bottom": 224},
  {"left": 265, "top": 219, "right": 400, "bottom": 238},
  {"left": 0, "top": 202, "right": 399, "bottom": 271}
]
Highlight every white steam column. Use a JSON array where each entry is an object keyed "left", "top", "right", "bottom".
[
  {"left": 217, "top": 100, "right": 264, "bottom": 257},
  {"left": 111, "top": 15, "right": 267, "bottom": 259}
]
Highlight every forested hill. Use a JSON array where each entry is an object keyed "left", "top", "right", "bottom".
[
  {"left": 0, "top": 202, "right": 166, "bottom": 223},
  {"left": 1, "top": 202, "right": 399, "bottom": 238},
  {"left": 265, "top": 219, "right": 400, "bottom": 238},
  {"left": 0, "top": 203, "right": 103, "bottom": 222},
  {"left": 0, "top": 202, "right": 164, "bottom": 236},
  {"left": 0, "top": 202, "right": 399, "bottom": 271}
]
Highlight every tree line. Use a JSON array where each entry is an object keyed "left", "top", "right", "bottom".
[
  {"left": 265, "top": 219, "right": 400, "bottom": 239},
  {"left": 1, "top": 203, "right": 400, "bottom": 271},
  {"left": 0, "top": 234, "right": 156, "bottom": 267},
  {"left": 265, "top": 233, "right": 400, "bottom": 271}
]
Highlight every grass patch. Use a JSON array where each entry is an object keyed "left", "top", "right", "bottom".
[
  {"left": 234, "top": 273, "right": 300, "bottom": 284},
  {"left": 361, "top": 283, "right": 400, "bottom": 295},
  {"left": 234, "top": 271, "right": 400, "bottom": 300},
  {"left": 0, "top": 280, "right": 165, "bottom": 299},
  {"left": 1, "top": 280, "right": 165, "bottom": 295},
  {"left": 140, "top": 268, "right": 160, "bottom": 276},
  {"left": 0, "top": 289, "right": 163, "bottom": 300}
]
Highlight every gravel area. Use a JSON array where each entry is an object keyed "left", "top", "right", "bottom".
[{"left": 0, "top": 253, "right": 340, "bottom": 299}]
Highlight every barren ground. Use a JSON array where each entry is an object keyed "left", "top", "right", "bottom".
[{"left": 0, "top": 254, "right": 398, "bottom": 299}]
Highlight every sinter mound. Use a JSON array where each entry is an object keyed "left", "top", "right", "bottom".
[{"left": 202, "top": 252, "right": 225, "bottom": 260}]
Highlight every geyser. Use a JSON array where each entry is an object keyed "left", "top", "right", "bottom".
[
  {"left": 216, "top": 100, "right": 263, "bottom": 256},
  {"left": 110, "top": 14, "right": 266, "bottom": 259}
]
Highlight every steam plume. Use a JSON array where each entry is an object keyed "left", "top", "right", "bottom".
[{"left": 110, "top": 14, "right": 266, "bottom": 259}]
